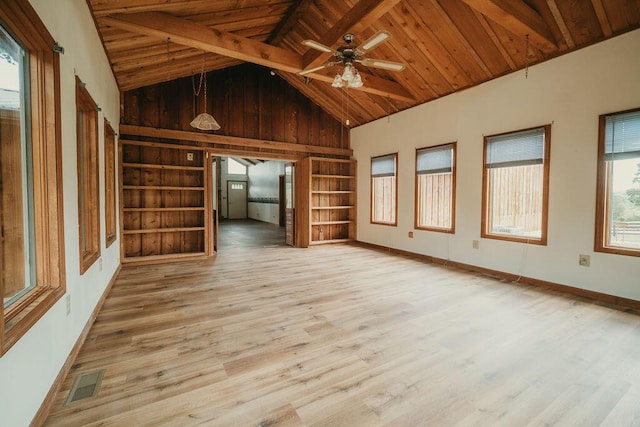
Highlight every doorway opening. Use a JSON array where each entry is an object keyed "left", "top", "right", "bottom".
[{"left": 211, "top": 156, "right": 294, "bottom": 252}]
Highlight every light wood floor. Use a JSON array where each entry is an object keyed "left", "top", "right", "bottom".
[{"left": 46, "top": 236, "right": 640, "bottom": 425}]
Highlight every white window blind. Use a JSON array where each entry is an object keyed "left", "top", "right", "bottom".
[
  {"left": 605, "top": 110, "right": 640, "bottom": 159},
  {"left": 371, "top": 154, "right": 396, "bottom": 177},
  {"left": 417, "top": 144, "right": 453, "bottom": 174},
  {"left": 486, "top": 127, "right": 545, "bottom": 168}
]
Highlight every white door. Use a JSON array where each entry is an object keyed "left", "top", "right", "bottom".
[{"left": 227, "top": 181, "right": 247, "bottom": 219}]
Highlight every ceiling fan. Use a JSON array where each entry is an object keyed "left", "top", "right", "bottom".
[{"left": 299, "top": 31, "right": 405, "bottom": 88}]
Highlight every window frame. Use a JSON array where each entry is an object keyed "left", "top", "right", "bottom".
[
  {"left": 595, "top": 107, "right": 640, "bottom": 257},
  {"left": 415, "top": 142, "right": 457, "bottom": 233},
  {"left": 0, "top": 0, "right": 65, "bottom": 356},
  {"left": 76, "top": 77, "right": 101, "bottom": 273},
  {"left": 370, "top": 153, "right": 398, "bottom": 226},
  {"left": 481, "top": 125, "right": 551, "bottom": 245},
  {"left": 104, "top": 120, "right": 117, "bottom": 248}
]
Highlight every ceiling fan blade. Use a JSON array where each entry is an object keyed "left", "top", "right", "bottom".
[
  {"left": 299, "top": 62, "right": 336, "bottom": 76},
  {"left": 358, "top": 31, "right": 391, "bottom": 53},
  {"left": 301, "top": 39, "right": 335, "bottom": 54},
  {"left": 357, "top": 58, "right": 405, "bottom": 71}
]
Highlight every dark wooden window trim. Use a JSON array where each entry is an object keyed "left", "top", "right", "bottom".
[
  {"left": 370, "top": 153, "right": 398, "bottom": 226},
  {"left": 76, "top": 77, "right": 101, "bottom": 273},
  {"left": 414, "top": 142, "right": 457, "bottom": 234},
  {"left": 1, "top": 0, "right": 66, "bottom": 356},
  {"left": 595, "top": 107, "right": 640, "bottom": 257},
  {"left": 481, "top": 125, "right": 551, "bottom": 245},
  {"left": 104, "top": 120, "right": 117, "bottom": 248}
]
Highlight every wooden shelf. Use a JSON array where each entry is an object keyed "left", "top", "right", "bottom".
[
  {"left": 123, "top": 207, "right": 205, "bottom": 212},
  {"left": 123, "top": 185, "right": 204, "bottom": 191},
  {"left": 121, "top": 140, "right": 208, "bottom": 262},
  {"left": 312, "top": 206, "right": 354, "bottom": 210},
  {"left": 122, "top": 252, "right": 207, "bottom": 265},
  {"left": 123, "top": 227, "right": 205, "bottom": 235},
  {"left": 312, "top": 221, "right": 352, "bottom": 225},
  {"left": 312, "top": 174, "right": 355, "bottom": 179},
  {"left": 123, "top": 162, "right": 204, "bottom": 171},
  {"left": 311, "top": 190, "right": 353, "bottom": 194},
  {"left": 302, "top": 157, "right": 357, "bottom": 247}
]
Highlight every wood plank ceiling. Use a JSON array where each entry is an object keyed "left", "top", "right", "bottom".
[{"left": 87, "top": 0, "right": 640, "bottom": 127}]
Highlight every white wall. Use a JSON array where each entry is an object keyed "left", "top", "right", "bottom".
[
  {"left": 248, "top": 161, "right": 286, "bottom": 225},
  {"left": 352, "top": 29, "right": 640, "bottom": 302},
  {"left": 0, "top": 1, "right": 121, "bottom": 425}
]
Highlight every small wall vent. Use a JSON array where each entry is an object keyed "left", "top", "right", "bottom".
[{"left": 65, "top": 370, "right": 104, "bottom": 405}]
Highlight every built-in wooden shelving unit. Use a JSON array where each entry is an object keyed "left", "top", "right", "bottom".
[
  {"left": 307, "top": 157, "right": 356, "bottom": 245},
  {"left": 120, "top": 140, "right": 210, "bottom": 264}
]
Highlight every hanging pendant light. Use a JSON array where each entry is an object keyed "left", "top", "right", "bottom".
[{"left": 190, "top": 56, "right": 220, "bottom": 131}]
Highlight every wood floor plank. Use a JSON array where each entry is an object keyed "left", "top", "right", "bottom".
[{"left": 45, "top": 221, "right": 640, "bottom": 426}]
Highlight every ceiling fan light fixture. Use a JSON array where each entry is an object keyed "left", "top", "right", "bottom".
[
  {"left": 332, "top": 74, "right": 343, "bottom": 87},
  {"left": 341, "top": 63, "right": 355, "bottom": 82},
  {"left": 349, "top": 72, "right": 363, "bottom": 88},
  {"left": 301, "top": 39, "right": 334, "bottom": 53},
  {"left": 360, "top": 31, "right": 391, "bottom": 52}
]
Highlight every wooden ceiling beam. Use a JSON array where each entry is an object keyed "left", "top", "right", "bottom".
[
  {"left": 302, "top": 0, "right": 402, "bottom": 70},
  {"left": 119, "top": 125, "right": 353, "bottom": 158},
  {"left": 541, "top": 0, "right": 575, "bottom": 48},
  {"left": 102, "top": 11, "right": 304, "bottom": 73},
  {"left": 459, "top": 0, "right": 557, "bottom": 53},
  {"left": 304, "top": 68, "right": 414, "bottom": 103},
  {"left": 590, "top": 0, "right": 613, "bottom": 37},
  {"left": 104, "top": 11, "right": 413, "bottom": 101},
  {"left": 268, "top": 0, "right": 314, "bottom": 45}
]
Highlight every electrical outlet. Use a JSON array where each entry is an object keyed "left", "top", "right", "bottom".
[
  {"left": 99, "top": 258, "right": 103, "bottom": 271},
  {"left": 579, "top": 254, "right": 590, "bottom": 267},
  {"left": 472, "top": 240, "right": 479, "bottom": 249},
  {"left": 66, "top": 294, "right": 71, "bottom": 316},
  {"left": 408, "top": 231, "right": 414, "bottom": 238},
  {"left": 187, "top": 152, "right": 194, "bottom": 161}
]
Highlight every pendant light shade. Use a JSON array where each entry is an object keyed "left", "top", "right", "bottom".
[
  {"left": 190, "top": 113, "right": 221, "bottom": 131},
  {"left": 190, "top": 56, "right": 220, "bottom": 131}
]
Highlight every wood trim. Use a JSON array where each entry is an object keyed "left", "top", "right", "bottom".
[
  {"left": 414, "top": 142, "right": 457, "bottom": 234},
  {"left": 104, "top": 120, "right": 117, "bottom": 248},
  {"left": 76, "top": 77, "right": 101, "bottom": 274},
  {"left": 594, "top": 107, "right": 640, "bottom": 258},
  {"left": 30, "top": 265, "right": 121, "bottom": 427},
  {"left": 352, "top": 241, "right": 640, "bottom": 311},
  {"left": 481, "top": 124, "right": 551, "bottom": 245},
  {"left": 1, "top": 0, "right": 66, "bottom": 356},
  {"left": 119, "top": 125, "right": 353, "bottom": 158},
  {"left": 370, "top": 153, "right": 398, "bottom": 226}
]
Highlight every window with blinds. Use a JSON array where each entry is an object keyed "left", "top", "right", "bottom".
[
  {"left": 416, "top": 143, "right": 456, "bottom": 231},
  {"left": 482, "top": 125, "right": 550, "bottom": 244},
  {"left": 596, "top": 109, "right": 640, "bottom": 256},
  {"left": 371, "top": 153, "right": 397, "bottom": 225}
]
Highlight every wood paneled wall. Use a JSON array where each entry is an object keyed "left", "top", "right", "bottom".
[{"left": 121, "top": 63, "right": 348, "bottom": 150}]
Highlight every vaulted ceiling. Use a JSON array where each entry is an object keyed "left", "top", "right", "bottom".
[{"left": 87, "top": 0, "right": 640, "bottom": 127}]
